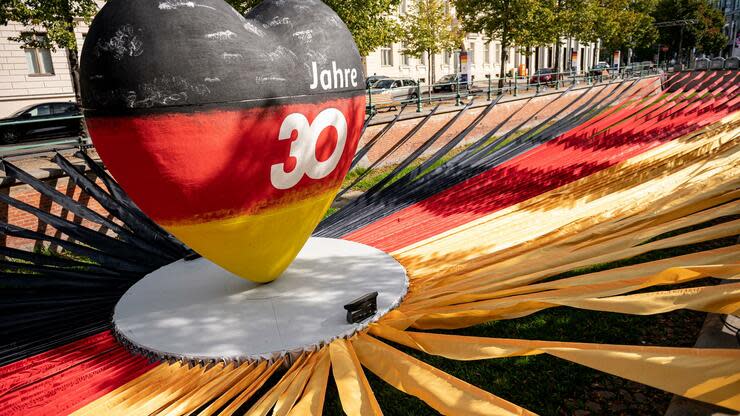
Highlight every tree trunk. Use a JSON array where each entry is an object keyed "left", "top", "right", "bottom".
[
  {"left": 567, "top": 37, "right": 572, "bottom": 72},
  {"left": 427, "top": 49, "right": 433, "bottom": 98},
  {"left": 64, "top": 13, "right": 87, "bottom": 139},
  {"left": 66, "top": 47, "right": 82, "bottom": 104},
  {"left": 499, "top": 39, "right": 508, "bottom": 89},
  {"left": 64, "top": 14, "right": 82, "bottom": 104},
  {"left": 431, "top": 52, "right": 436, "bottom": 88},
  {"left": 555, "top": 38, "right": 562, "bottom": 74}
]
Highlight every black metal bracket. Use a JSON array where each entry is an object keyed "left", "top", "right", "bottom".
[{"left": 344, "top": 292, "right": 378, "bottom": 324}]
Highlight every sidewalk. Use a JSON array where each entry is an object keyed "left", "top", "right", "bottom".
[
  {"left": 0, "top": 148, "right": 100, "bottom": 188},
  {"left": 664, "top": 285, "right": 739, "bottom": 416}
]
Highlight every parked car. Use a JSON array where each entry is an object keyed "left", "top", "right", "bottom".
[
  {"left": 622, "top": 61, "right": 653, "bottom": 76},
  {"left": 589, "top": 62, "right": 611, "bottom": 77},
  {"left": 432, "top": 74, "right": 469, "bottom": 92},
  {"left": 529, "top": 68, "right": 561, "bottom": 85},
  {"left": 366, "top": 75, "right": 389, "bottom": 89},
  {"left": 371, "top": 78, "right": 419, "bottom": 105},
  {"left": 0, "top": 102, "right": 83, "bottom": 144}
]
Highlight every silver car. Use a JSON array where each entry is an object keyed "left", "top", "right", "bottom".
[{"left": 371, "top": 78, "right": 419, "bottom": 105}]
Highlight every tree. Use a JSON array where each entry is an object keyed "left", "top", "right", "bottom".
[
  {"left": 514, "top": 1, "right": 556, "bottom": 74},
  {"left": 653, "top": 0, "right": 727, "bottom": 60},
  {"left": 227, "top": 0, "right": 402, "bottom": 58},
  {"left": 402, "top": 0, "right": 462, "bottom": 92},
  {"left": 1, "top": 0, "right": 100, "bottom": 103},
  {"left": 455, "top": 0, "right": 553, "bottom": 87},
  {"left": 547, "top": 0, "right": 596, "bottom": 73},
  {"left": 594, "top": 0, "right": 657, "bottom": 65}
]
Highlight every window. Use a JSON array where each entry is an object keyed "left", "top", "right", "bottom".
[
  {"left": 27, "top": 104, "right": 52, "bottom": 117},
  {"left": 401, "top": 44, "right": 411, "bottom": 66},
  {"left": 374, "top": 79, "right": 395, "bottom": 89},
  {"left": 443, "top": 49, "right": 451, "bottom": 65},
  {"left": 484, "top": 43, "right": 491, "bottom": 64},
  {"left": 403, "top": 80, "right": 417, "bottom": 87},
  {"left": 381, "top": 45, "right": 393, "bottom": 67},
  {"left": 421, "top": 52, "right": 427, "bottom": 66},
  {"left": 399, "top": 0, "right": 407, "bottom": 14},
  {"left": 24, "top": 34, "right": 54, "bottom": 75},
  {"left": 468, "top": 42, "right": 475, "bottom": 63},
  {"left": 53, "top": 103, "right": 79, "bottom": 115}
]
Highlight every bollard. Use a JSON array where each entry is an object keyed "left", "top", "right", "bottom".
[
  {"left": 513, "top": 75, "right": 518, "bottom": 97},
  {"left": 367, "top": 85, "right": 373, "bottom": 115},
  {"left": 487, "top": 77, "right": 492, "bottom": 101},
  {"left": 416, "top": 82, "right": 422, "bottom": 112},
  {"left": 455, "top": 77, "right": 461, "bottom": 106}
]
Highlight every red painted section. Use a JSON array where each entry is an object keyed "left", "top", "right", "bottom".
[
  {"left": 344, "top": 71, "right": 739, "bottom": 251},
  {"left": 86, "top": 96, "right": 366, "bottom": 225},
  {"left": 0, "top": 331, "right": 155, "bottom": 416}
]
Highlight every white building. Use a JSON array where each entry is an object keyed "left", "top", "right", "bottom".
[
  {"left": 365, "top": 1, "right": 601, "bottom": 84},
  {"left": 366, "top": 37, "right": 602, "bottom": 84}
]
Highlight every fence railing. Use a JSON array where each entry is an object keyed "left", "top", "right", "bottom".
[
  {"left": 0, "top": 115, "right": 90, "bottom": 158},
  {"left": 365, "top": 64, "right": 663, "bottom": 115}
]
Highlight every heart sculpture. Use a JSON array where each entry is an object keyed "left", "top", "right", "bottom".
[{"left": 80, "top": 0, "right": 366, "bottom": 283}]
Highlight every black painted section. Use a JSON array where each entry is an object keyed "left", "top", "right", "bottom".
[{"left": 80, "top": 0, "right": 365, "bottom": 114}]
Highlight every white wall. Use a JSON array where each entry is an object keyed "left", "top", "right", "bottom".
[{"left": 365, "top": 36, "right": 600, "bottom": 85}]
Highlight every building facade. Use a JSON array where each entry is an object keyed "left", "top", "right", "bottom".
[
  {"left": 365, "top": 0, "right": 601, "bottom": 84},
  {"left": 713, "top": 0, "right": 740, "bottom": 57},
  {"left": 365, "top": 37, "right": 602, "bottom": 84},
  {"left": 0, "top": 21, "right": 88, "bottom": 117}
]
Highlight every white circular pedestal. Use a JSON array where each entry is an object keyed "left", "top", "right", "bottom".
[{"left": 113, "top": 237, "right": 408, "bottom": 363}]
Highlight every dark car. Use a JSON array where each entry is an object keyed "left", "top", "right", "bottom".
[
  {"left": 529, "top": 68, "right": 561, "bottom": 85},
  {"left": 589, "top": 62, "right": 611, "bottom": 77},
  {"left": 432, "top": 74, "right": 469, "bottom": 92},
  {"left": 0, "top": 102, "right": 83, "bottom": 144}
]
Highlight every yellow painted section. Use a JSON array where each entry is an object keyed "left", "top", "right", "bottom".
[{"left": 165, "top": 190, "right": 336, "bottom": 283}]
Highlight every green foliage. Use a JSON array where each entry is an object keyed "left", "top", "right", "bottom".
[
  {"left": 653, "top": 0, "right": 728, "bottom": 55},
  {"left": 550, "top": 0, "right": 596, "bottom": 41},
  {"left": 401, "top": 0, "right": 463, "bottom": 84},
  {"left": 1, "top": 0, "right": 99, "bottom": 51},
  {"left": 595, "top": 0, "right": 658, "bottom": 53},
  {"left": 455, "top": 0, "right": 555, "bottom": 79},
  {"left": 401, "top": 0, "right": 462, "bottom": 58},
  {"left": 226, "top": 0, "right": 402, "bottom": 57}
]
